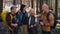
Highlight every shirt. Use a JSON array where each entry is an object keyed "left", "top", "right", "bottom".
[{"left": 29, "top": 16, "right": 31, "bottom": 25}]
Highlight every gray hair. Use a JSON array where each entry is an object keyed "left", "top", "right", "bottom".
[
  {"left": 42, "top": 4, "right": 49, "bottom": 8},
  {"left": 29, "top": 8, "right": 34, "bottom": 13}
]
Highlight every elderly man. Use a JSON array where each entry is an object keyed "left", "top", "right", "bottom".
[
  {"left": 40, "top": 4, "right": 54, "bottom": 34},
  {"left": 28, "top": 9, "right": 38, "bottom": 34},
  {"left": 35, "top": 4, "right": 54, "bottom": 34}
]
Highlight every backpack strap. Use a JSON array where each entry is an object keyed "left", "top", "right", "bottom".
[
  {"left": 10, "top": 14, "right": 13, "bottom": 20},
  {"left": 6, "top": 13, "right": 13, "bottom": 31},
  {"left": 46, "top": 12, "right": 53, "bottom": 22}
]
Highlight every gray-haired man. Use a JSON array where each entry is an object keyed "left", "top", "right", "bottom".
[
  {"left": 35, "top": 4, "right": 54, "bottom": 34},
  {"left": 28, "top": 9, "right": 38, "bottom": 34}
]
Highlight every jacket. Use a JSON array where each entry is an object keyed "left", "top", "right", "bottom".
[
  {"left": 29, "top": 16, "right": 35, "bottom": 25},
  {"left": 16, "top": 11, "right": 29, "bottom": 25}
]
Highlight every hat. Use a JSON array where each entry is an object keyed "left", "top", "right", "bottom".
[{"left": 10, "top": 6, "right": 17, "bottom": 10}]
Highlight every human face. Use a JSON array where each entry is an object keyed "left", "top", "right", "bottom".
[
  {"left": 29, "top": 10, "right": 34, "bottom": 16},
  {"left": 12, "top": 8, "right": 17, "bottom": 14},
  {"left": 42, "top": 6, "right": 48, "bottom": 12},
  {"left": 23, "top": 7, "right": 26, "bottom": 12}
]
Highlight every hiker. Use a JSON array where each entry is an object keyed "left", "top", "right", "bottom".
[
  {"left": 35, "top": 4, "right": 54, "bottom": 34},
  {"left": 40, "top": 4, "right": 54, "bottom": 34},
  {"left": 28, "top": 9, "right": 37, "bottom": 34},
  {"left": 6, "top": 6, "right": 18, "bottom": 34},
  {"left": 16, "top": 4, "right": 29, "bottom": 34}
]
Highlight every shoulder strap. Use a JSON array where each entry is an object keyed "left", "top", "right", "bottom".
[
  {"left": 47, "top": 12, "right": 52, "bottom": 22},
  {"left": 10, "top": 14, "right": 15, "bottom": 21}
]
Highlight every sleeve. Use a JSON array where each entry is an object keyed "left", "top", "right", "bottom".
[
  {"left": 49, "top": 13, "right": 54, "bottom": 26},
  {"left": 6, "top": 13, "right": 11, "bottom": 26}
]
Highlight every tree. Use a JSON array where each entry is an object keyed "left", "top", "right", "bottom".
[
  {"left": 20, "top": 0, "right": 22, "bottom": 5},
  {"left": 55, "top": 0, "right": 58, "bottom": 19},
  {"left": 39, "top": 0, "right": 43, "bottom": 13},
  {"left": 36, "top": 0, "right": 38, "bottom": 14},
  {"left": 13, "top": 0, "right": 16, "bottom": 5},
  {"left": 0, "top": 0, "right": 3, "bottom": 14},
  {"left": 31, "top": 0, "right": 34, "bottom": 8}
]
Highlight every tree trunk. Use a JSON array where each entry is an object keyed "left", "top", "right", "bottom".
[
  {"left": 39, "top": 0, "right": 43, "bottom": 13},
  {"left": 13, "top": 0, "right": 16, "bottom": 5},
  {"left": 36, "top": 0, "right": 38, "bottom": 14},
  {"left": 20, "top": 0, "right": 22, "bottom": 5},
  {"left": 55, "top": 0, "right": 58, "bottom": 19},
  {"left": 0, "top": 0, "right": 3, "bottom": 15},
  {"left": 31, "top": 0, "right": 34, "bottom": 8}
]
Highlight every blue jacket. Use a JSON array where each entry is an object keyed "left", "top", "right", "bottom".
[{"left": 16, "top": 11, "right": 29, "bottom": 25}]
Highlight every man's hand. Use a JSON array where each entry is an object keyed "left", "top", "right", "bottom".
[
  {"left": 34, "top": 24, "right": 37, "bottom": 27},
  {"left": 34, "top": 15, "right": 38, "bottom": 17},
  {"left": 40, "top": 22, "right": 44, "bottom": 26},
  {"left": 34, "top": 14, "right": 41, "bottom": 18},
  {"left": 44, "top": 23, "right": 50, "bottom": 26},
  {"left": 31, "top": 25, "right": 34, "bottom": 28},
  {"left": 11, "top": 23, "right": 18, "bottom": 27}
]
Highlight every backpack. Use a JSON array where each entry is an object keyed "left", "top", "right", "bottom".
[
  {"left": 47, "top": 12, "right": 58, "bottom": 29},
  {"left": 1, "top": 10, "right": 13, "bottom": 31}
]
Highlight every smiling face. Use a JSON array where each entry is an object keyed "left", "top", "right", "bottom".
[
  {"left": 42, "top": 4, "right": 49, "bottom": 13},
  {"left": 29, "top": 9, "right": 34, "bottom": 16},
  {"left": 42, "top": 6, "right": 49, "bottom": 12},
  {"left": 11, "top": 8, "right": 17, "bottom": 14}
]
